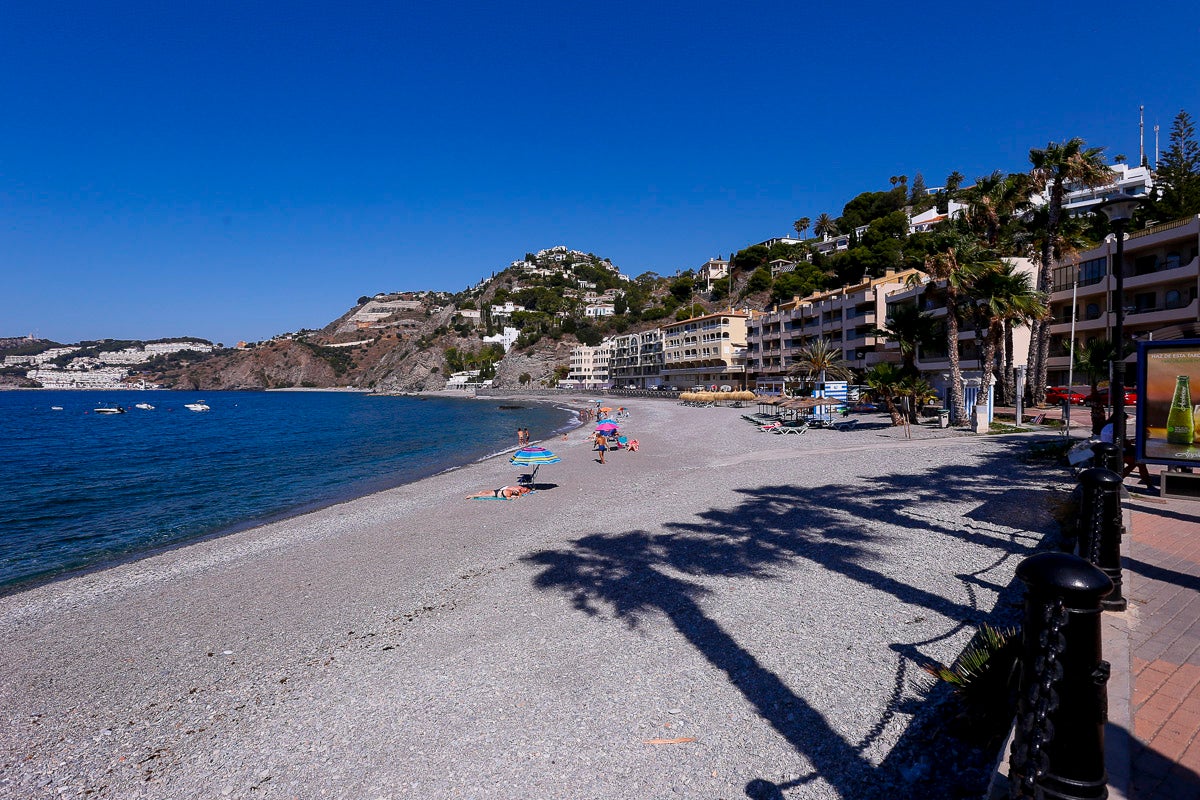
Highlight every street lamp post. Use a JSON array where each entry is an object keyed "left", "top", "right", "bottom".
[{"left": 1095, "top": 192, "right": 1142, "bottom": 471}]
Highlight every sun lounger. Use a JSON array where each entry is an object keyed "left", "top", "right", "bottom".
[
  {"left": 829, "top": 419, "right": 859, "bottom": 432},
  {"left": 772, "top": 423, "right": 809, "bottom": 435}
]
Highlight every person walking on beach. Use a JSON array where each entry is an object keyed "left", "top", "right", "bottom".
[{"left": 596, "top": 434, "right": 607, "bottom": 464}]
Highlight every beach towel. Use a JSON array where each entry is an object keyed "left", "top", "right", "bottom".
[{"left": 468, "top": 488, "right": 536, "bottom": 500}]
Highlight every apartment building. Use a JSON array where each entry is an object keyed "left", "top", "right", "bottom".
[
  {"left": 608, "top": 329, "right": 665, "bottom": 389},
  {"left": 698, "top": 258, "right": 730, "bottom": 292},
  {"left": 27, "top": 366, "right": 131, "bottom": 389},
  {"left": 660, "top": 311, "right": 749, "bottom": 390},
  {"left": 745, "top": 269, "right": 923, "bottom": 389},
  {"left": 567, "top": 341, "right": 613, "bottom": 389},
  {"left": 1057, "top": 163, "right": 1155, "bottom": 219},
  {"left": 1045, "top": 215, "right": 1200, "bottom": 387},
  {"left": 882, "top": 258, "right": 1037, "bottom": 399}
]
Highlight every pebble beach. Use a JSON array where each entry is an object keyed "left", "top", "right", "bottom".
[{"left": 0, "top": 396, "right": 1067, "bottom": 799}]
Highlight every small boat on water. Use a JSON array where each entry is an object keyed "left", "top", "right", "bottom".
[
  {"left": 184, "top": 402, "right": 210, "bottom": 412},
  {"left": 94, "top": 406, "right": 126, "bottom": 414},
  {"left": 135, "top": 403, "right": 155, "bottom": 410},
  {"left": 50, "top": 406, "right": 64, "bottom": 411}
]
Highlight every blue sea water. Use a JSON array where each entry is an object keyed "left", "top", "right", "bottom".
[{"left": 0, "top": 390, "right": 576, "bottom": 592}]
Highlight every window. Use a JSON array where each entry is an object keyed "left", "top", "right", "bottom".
[
  {"left": 1166, "top": 252, "right": 1182, "bottom": 270},
  {"left": 1079, "top": 258, "right": 1107, "bottom": 287},
  {"left": 1166, "top": 289, "right": 1185, "bottom": 309},
  {"left": 1085, "top": 303, "right": 1101, "bottom": 320}
]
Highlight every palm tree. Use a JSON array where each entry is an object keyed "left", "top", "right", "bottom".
[
  {"left": 919, "top": 232, "right": 1000, "bottom": 425},
  {"left": 968, "top": 262, "right": 1047, "bottom": 429},
  {"left": 872, "top": 303, "right": 938, "bottom": 376},
  {"left": 788, "top": 338, "right": 853, "bottom": 392},
  {"left": 945, "top": 171, "right": 965, "bottom": 196},
  {"left": 897, "top": 375, "right": 939, "bottom": 426},
  {"left": 865, "top": 363, "right": 906, "bottom": 426},
  {"left": 1026, "top": 138, "right": 1111, "bottom": 403},
  {"left": 814, "top": 213, "right": 838, "bottom": 240},
  {"left": 793, "top": 217, "right": 811, "bottom": 240},
  {"left": 960, "top": 171, "right": 1033, "bottom": 247}
]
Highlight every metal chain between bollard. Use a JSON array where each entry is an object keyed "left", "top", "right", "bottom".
[
  {"left": 1010, "top": 598, "right": 1069, "bottom": 799},
  {"left": 1076, "top": 467, "right": 1127, "bottom": 611},
  {"left": 1087, "top": 493, "right": 1104, "bottom": 567}
]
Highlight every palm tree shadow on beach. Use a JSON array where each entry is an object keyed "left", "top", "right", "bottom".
[{"left": 524, "top": 439, "right": 1066, "bottom": 798}]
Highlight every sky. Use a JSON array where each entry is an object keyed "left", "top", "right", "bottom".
[{"left": 3, "top": 1, "right": 1199, "bottom": 347}]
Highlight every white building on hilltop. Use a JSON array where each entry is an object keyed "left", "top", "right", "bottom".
[{"left": 483, "top": 326, "right": 522, "bottom": 352}]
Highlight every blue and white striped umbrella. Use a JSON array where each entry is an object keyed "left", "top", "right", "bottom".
[
  {"left": 509, "top": 446, "right": 560, "bottom": 485},
  {"left": 509, "top": 446, "right": 561, "bottom": 466}
]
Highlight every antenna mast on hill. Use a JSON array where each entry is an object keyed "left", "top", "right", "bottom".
[
  {"left": 1154, "top": 123, "right": 1160, "bottom": 170},
  {"left": 1139, "top": 105, "right": 1147, "bottom": 167}
]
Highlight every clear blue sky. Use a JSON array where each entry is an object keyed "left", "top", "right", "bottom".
[{"left": 3, "top": 1, "right": 1198, "bottom": 346}]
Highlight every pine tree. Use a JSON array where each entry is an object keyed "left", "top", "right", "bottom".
[
  {"left": 1156, "top": 110, "right": 1200, "bottom": 220},
  {"left": 909, "top": 173, "right": 927, "bottom": 203}
]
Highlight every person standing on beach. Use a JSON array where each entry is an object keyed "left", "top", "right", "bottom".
[
  {"left": 597, "top": 434, "right": 607, "bottom": 464},
  {"left": 516, "top": 427, "right": 523, "bottom": 447}
]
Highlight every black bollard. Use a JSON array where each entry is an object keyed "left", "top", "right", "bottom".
[
  {"left": 1076, "top": 467, "right": 1127, "bottom": 612},
  {"left": 1090, "top": 442, "right": 1120, "bottom": 475},
  {"left": 1009, "top": 552, "right": 1112, "bottom": 800}
]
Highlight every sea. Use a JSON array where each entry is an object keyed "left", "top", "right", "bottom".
[{"left": 0, "top": 390, "right": 577, "bottom": 594}]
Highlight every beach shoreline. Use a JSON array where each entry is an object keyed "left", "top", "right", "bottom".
[
  {"left": 0, "top": 397, "right": 1068, "bottom": 799},
  {"left": 0, "top": 391, "right": 584, "bottom": 599}
]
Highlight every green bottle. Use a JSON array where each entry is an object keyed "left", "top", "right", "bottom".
[{"left": 1167, "top": 375, "right": 1194, "bottom": 445}]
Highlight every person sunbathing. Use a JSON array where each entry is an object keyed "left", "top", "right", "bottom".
[{"left": 467, "top": 485, "right": 532, "bottom": 500}]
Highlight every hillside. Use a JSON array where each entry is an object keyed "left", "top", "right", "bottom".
[{"left": 14, "top": 241, "right": 807, "bottom": 393}]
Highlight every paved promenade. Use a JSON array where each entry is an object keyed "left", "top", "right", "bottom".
[
  {"left": 1109, "top": 483, "right": 1200, "bottom": 800},
  {"left": 991, "top": 404, "right": 1200, "bottom": 799}
]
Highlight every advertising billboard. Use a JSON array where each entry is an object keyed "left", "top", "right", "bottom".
[{"left": 1136, "top": 339, "right": 1200, "bottom": 467}]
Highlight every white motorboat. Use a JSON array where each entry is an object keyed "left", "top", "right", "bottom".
[
  {"left": 50, "top": 406, "right": 64, "bottom": 411},
  {"left": 94, "top": 406, "right": 126, "bottom": 414},
  {"left": 184, "top": 402, "right": 210, "bottom": 412},
  {"left": 135, "top": 403, "right": 155, "bottom": 410}
]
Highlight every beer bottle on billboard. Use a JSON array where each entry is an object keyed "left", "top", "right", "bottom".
[{"left": 1166, "top": 375, "right": 1194, "bottom": 445}]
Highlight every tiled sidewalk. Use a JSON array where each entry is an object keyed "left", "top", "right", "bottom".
[{"left": 1116, "top": 491, "right": 1200, "bottom": 799}]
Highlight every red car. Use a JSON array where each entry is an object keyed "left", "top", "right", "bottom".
[
  {"left": 1085, "top": 387, "right": 1138, "bottom": 406},
  {"left": 1045, "top": 386, "right": 1087, "bottom": 405}
]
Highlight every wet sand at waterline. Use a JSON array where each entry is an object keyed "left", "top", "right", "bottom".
[{"left": 0, "top": 397, "right": 1063, "bottom": 799}]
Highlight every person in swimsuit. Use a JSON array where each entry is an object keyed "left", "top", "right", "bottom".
[{"left": 467, "top": 485, "right": 532, "bottom": 500}]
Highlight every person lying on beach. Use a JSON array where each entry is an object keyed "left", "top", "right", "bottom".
[{"left": 466, "top": 485, "right": 533, "bottom": 500}]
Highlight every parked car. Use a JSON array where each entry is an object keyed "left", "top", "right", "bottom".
[
  {"left": 1045, "top": 386, "right": 1087, "bottom": 405},
  {"left": 848, "top": 401, "right": 881, "bottom": 413},
  {"left": 1085, "top": 387, "right": 1138, "bottom": 406}
]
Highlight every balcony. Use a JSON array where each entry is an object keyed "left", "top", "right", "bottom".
[
  {"left": 1124, "top": 298, "right": 1200, "bottom": 327},
  {"left": 1049, "top": 298, "right": 1200, "bottom": 335},
  {"left": 1124, "top": 255, "right": 1199, "bottom": 291}
]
